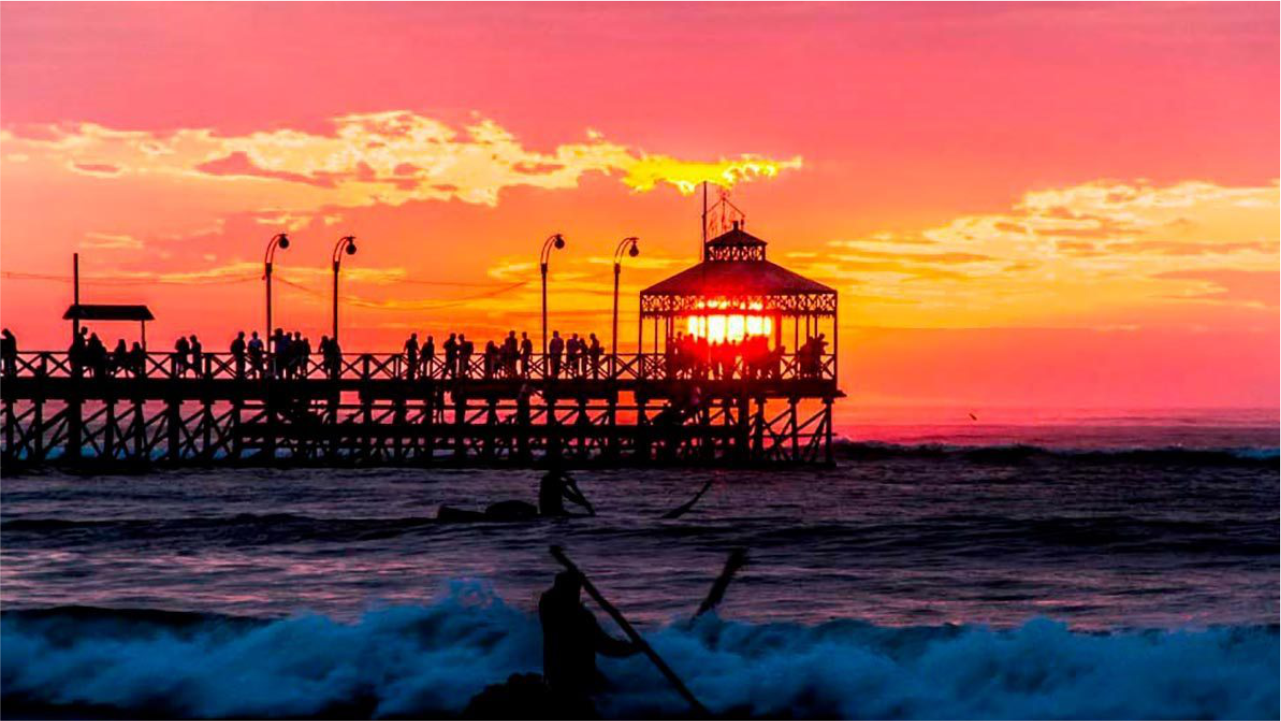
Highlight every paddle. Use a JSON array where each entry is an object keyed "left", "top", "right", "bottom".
[
  {"left": 549, "top": 545, "right": 710, "bottom": 718},
  {"left": 662, "top": 478, "right": 715, "bottom": 519},
  {"left": 694, "top": 548, "right": 747, "bottom": 618}
]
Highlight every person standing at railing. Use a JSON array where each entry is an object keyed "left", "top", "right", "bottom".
[
  {"left": 84, "top": 333, "right": 107, "bottom": 379},
  {"left": 288, "top": 332, "right": 303, "bottom": 378},
  {"left": 270, "top": 329, "right": 286, "bottom": 379},
  {"left": 443, "top": 333, "right": 458, "bottom": 380},
  {"left": 172, "top": 335, "right": 190, "bottom": 378},
  {"left": 321, "top": 335, "right": 342, "bottom": 379},
  {"left": 549, "top": 331, "right": 564, "bottom": 379},
  {"left": 66, "top": 327, "right": 86, "bottom": 378},
  {"left": 128, "top": 342, "right": 146, "bottom": 378},
  {"left": 566, "top": 333, "right": 582, "bottom": 379},
  {"left": 520, "top": 332, "right": 533, "bottom": 378},
  {"left": 422, "top": 335, "right": 435, "bottom": 380},
  {"left": 588, "top": 333, "right": 602, "bottom": 380},
  {"left": 1, "top": 328, "right": 16, "bottom": 377},
  {"left": 299, "top": 334, "right": 313, "bottom": 378},
  {"left": 188, "top": 335, "right": 203, "bottom": 379},
  {"left": 230, "top": 331, "right": 247, "bottom": 380},
  {"left": 403, "top": 333, "right": 419, "bottom": 381},
  {"left": 110, "top": 339, "right": 128, "bottom": 377},
  {"left": 483, "top": 340, "right": 497, "bottom": 379},
  {"left": 247, "top": 332, "right": 264, "bottom": 379}
]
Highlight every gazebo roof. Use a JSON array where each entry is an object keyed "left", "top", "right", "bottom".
[
  {"left": 706, "top": 225, "right": 767, "bottom": 250},
  {"left": 640, "top": 259, "right": 836, "bottom": 298},
  {"left": 639, "top": 223, "right": 837, "bottom": 317}
]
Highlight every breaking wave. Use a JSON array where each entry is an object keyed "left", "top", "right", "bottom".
[{"left": 3, "top": 583, "right": 1277, "bottom": 719}]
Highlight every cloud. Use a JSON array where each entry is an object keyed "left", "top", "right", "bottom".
[
  {"left": 621, "top": 155, "right": 803, "bottom": 194},
  {"left": 2, "top": 111, "right": 802, "bottom": 213},
  {"left": 792, "top": 179, "right": 1279, "bottom": 327},
  {"left": 81, "top": 232, "right": 142, "bottom": 250},
  {"left": 1154, "top": 269, "right": 1279, "bottom": 307}
]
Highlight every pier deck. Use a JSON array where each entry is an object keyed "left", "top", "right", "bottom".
[{"left": 2, "top": 351, "right": 841, "bottom": 468}]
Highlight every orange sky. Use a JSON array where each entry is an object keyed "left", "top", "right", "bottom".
[{"left": 1, "top": 2, "right": 1277, "bottom": 411}]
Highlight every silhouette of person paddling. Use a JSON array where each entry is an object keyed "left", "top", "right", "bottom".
[
  {"left": 539, "top": 467, "right": 595, "bottom": 517},
  {"left": 539, "top": 570, "right": 638, "bottom": 711}
]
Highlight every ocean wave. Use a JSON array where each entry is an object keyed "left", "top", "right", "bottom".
[
  {"left": 833, "top": 440, "right": 1280, "bottom": 466},
  {"left": 0, "top": 513, "right": 443, "bottom": 546},
  {"left": 5, "top": 512, "right": 1275, "bottom": 558},
  {"left": 3, "top": 584, "right": 1277, "bottom": 719}
]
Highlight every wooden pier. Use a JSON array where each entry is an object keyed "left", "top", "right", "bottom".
[{"left": 1, "top": 350, "right": 841, "bottom": 469}]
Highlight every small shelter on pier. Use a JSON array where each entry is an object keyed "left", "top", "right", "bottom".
[
  {"left": 63, "top": 304, "right": 155, "bottom": 349},
  {"left": 638, "top": 220, "right": 838, "bottom": 362}
]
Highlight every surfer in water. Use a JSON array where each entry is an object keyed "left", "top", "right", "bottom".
[
  {"left": 437, "top": 467, "right": 595, "bottom": 522},
  {"left": 539, "top": 570, "right": 638, "bottom": 712},
  {"left": 539, "top": 467, "right": 595, "bottom": 517}
]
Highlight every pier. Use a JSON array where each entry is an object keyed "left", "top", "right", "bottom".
[
  {"left": 2, "top": 206, "right": 843, "bottom": 470},
  {"left": 1, "top": 349, "right": 838, "bottom": 468}
]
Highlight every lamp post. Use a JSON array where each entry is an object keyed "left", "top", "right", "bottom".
[
  {"left": 331, "top": 235, "right": 358, "bottom": 344},
  {"left": 263, "top": 233, "right": 290, "bottom": 339},
  {"left": 611, "top": 236, "right": 640, "bottom": 376},
  {"left": 540, "top": 233, "right": 566, "bottom": 356}
]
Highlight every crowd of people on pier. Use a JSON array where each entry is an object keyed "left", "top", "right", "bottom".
[
  {"left": 0, "top": 326, "right": 832, "bottom": 382},
  {"left": 662, "top": 332, "right": 828, "bottom": 381}
]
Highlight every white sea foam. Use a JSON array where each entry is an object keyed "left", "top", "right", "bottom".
[{"left": 3, "top": 582, "right": 1277, "bottom": 719}]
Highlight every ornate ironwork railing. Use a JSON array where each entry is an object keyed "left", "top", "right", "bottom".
[{"left": 1, "top": 350, "right": 837, "bottom": 383}]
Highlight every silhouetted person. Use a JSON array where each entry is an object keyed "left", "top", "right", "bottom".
[
  {"left": 294, "top": 332, "right": 309, "bottom": 378},
  {"left": 271, "top": 329, "right": 288, "bottom": 378},
  {"left": 520, "top": 332, "right": 533, "bottom": 378},
  {"left": 443, "top": 333, "right": 458, "bottom": 379},
  {"left": 325, "top": 336, "right": 342, "bottom": 379},
  {"left": 539, "top": 571, "right": 638, "bottom": 708},
  {"left": 230, "top": 331, "right": 247, "bottom": 379},
  {"left": 111, "top": 339, "right": 128, "bottom": 377},
  {"left": 70, "top": 327, "right": 88, "bottom": 377},
  {"left": 247, "top": 331, "right": 264, "bottom": 378},
  {"left": 85, "top": 333, "right": 107, "bottom": 379},
  {"left": 128, "top": 342, "right": 146, "bottom": 378},
  {"left": 567, "top": 333, "right": 581, "bottom": 378},
  {"left": 539, "top": 468, "right": 595, "bottom": 517},
  {"left": 189, "top": 334, "right": 203, "bottom": 378},
  {"left": 504, "top": 331, "right": 519, "bottom": 378},
  {"left": 549, "top": 331, "right": 564, "bottom": 379},
  {"left": 587, "top": 333, "right": 602, "bottom": 379},
  {"left": 1, "top": 329, "right": 16, "bottom": 377},
  {"left": 484, "top": 339, "right": 498, "bottom": 379},
  {"left": 172, "top": 335, "right": 190, "bottom": 377},
  {"left": 404, "top": 333, "right": 419, "bottom": 380},
  {"left": 423, "top": 335, "right": 435, "bottom": 378}
]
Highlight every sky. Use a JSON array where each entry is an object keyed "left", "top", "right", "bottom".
[{"left": 1, "top": 2, "right": 1277, "bottom": 412}]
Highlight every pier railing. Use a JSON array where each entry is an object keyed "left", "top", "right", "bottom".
[{"left": 2, "top": 350, "right": 836, "bottom": 384}]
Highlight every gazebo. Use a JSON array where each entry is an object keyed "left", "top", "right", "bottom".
[{"left": 638, "top": 220, "right": 837, "bottom": 372}]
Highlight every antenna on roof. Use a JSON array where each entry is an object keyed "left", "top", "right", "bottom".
[
  {"left": 703, "top": 187, "right": 746, "bottom": 240},
  {"left": 701, "top": 181, "right": 708, "bottom": 262}
]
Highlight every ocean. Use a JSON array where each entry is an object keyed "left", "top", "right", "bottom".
[{"left": 2, "top": 409, "right": 1278, "bottom": 718}]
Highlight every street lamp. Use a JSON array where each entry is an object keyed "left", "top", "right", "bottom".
[
  {"left": 331, "top": 235, "right": 358, "bottom": 344},
  {"left": 540, "top": 233, "right": 566, "bottom": 356},
  {"left": 611, "top": 236, "right": 640, "bottom": 376},
  {"left": 264, "top": 233, "right": 290, "bottom": 339}
]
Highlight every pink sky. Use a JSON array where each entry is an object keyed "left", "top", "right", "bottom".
[{"left": 1, "top": 2, "right": 1277, "bottom": 411}]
